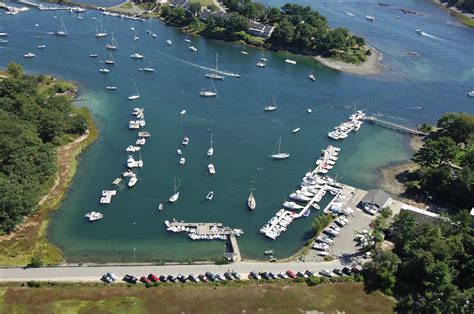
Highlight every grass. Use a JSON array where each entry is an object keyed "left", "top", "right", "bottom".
[
  {"left": 0, "top": 80, "right": 98, "bottom": 266},
  {"left": 0, "top": 282, "right": 395, "bottom": 313},
  {"left": 188, "top": 0, "right": 214, "bottom": 7},
  {"left": 119, "top": 1, "right": 132, "bottom": 10}
]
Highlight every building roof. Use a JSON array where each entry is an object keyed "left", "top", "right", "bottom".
[
  {"left": 169, "top": 0, "right": 188, "bottom": 8},
  {"left": 361, "top": 189, "right": 392, "bottom": 208},
  {"left": 401, "top": 205, "right": 440, "bottom": 219}
]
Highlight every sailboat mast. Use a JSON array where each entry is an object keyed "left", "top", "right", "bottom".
[{"left": 278, "top": 136, "right": 282, "bottom": 154}]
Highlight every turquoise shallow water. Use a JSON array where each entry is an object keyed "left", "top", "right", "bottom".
[{"left": 0, "top": 0, "right": 472, "bottom": 262}]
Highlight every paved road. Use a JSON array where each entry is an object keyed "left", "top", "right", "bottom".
[{"left": 0, "top": 260, "right": 351, "bottom": 282}]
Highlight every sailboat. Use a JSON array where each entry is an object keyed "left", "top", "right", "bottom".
[
  {"left": 106, "top": 32, "right": 118, "bottom": 50},
  {"left": 128, "top": 84, "right": 140, "bottom": 100},
  {"left": 205, "top": 53, "right": 225, "bottom": 80},
  {"left": 206, "top": 133, "right": 214, "bottom": 157},
  {"left": 264, "top": 95, "right": 277, "bottom": 112},
  {"left": 104, "top": 51, "right": 115, "bottom": 65},
  {"left": 260, "top": 50, "right": 267, "bottom": 62},
  {"left": 200, "top": 79, "right": 217, "bottom": 97},
  {"left": 55, "top": 18, "right": 67, "bottom": 36},
  {"left": 308, "top": 67, "right": 316, "bottom": 81},
  {"left": 248, "top": 176, "right": 256, "bottom": 210},
  {"left": 270, "top": 136, "right": 290, "bottom": 159},
  {"left": 95, "top": 20, "right": 107, "bottom": 37},
  {"left": 241, "top": 43, "right": 248, "bottom": 55},
  {"left": 168, "top": 178, "right": 180, "bottom": 203}
]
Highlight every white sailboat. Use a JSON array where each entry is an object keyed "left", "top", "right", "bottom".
[
  {"left": 206, "top": 133, "right": 214, "bottom": 157},
  {"left": 168, "top": 178, "right": 180, "bottom": 203},
  {"left": 106, "top": 32, "right": 118, "bottom": 50},
  {"left": 104, "top": 51, "right": 115, "bottom": 65},
  {"left": 248, "top": 176, "right": 256, "bottom": 211},
  {"left": 308, "top": 67, "right": 316, "bottom": 81},
  {"left": 128, "top": 84, "right": 140, "bottom": 100},
  {"left": 200, "top": 79, "right": 217, "bottom": 97},
  {"left": 264, "top": 95, "right": 277, "bottom": 112},
  {"left": 205, "top": 53, "right": 225, "bottom": 80},
  {"left": 55, "top": 18, "right": 67, "bottom": 36},
  {"left": 270, "top": 136, "right": 290, "bottom": 160},
  {"left": 241, "top": 43, "right": 248, "bottom": 55},
  {"left": 95, "top": 20, "right": 107, "bottom": 37}
]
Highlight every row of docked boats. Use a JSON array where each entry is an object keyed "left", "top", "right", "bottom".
[
  {"left": 260, "top": 145, "right": 343, "bottom": 240},
  {"left": 327, "top": 110, "right": 365, "bottom": 140},
  {"left": 125, "top": 108, "right": 150, "bottom": 188},
  {"left": 164, "top": 220, "right": 244, "bottom": 241}
]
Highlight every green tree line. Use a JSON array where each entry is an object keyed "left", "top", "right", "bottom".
[
  {"left": 160, "top": 2, "right": 367, "bottom": 64},
  {"left": 406, "top": 112, "right": 473, "bottom": 209},
  {"left": 441, "top": 0, "right": 474, "bottom": 13},
  {"left": 0, "top": 63, "right": 88, "bottom": 233}
]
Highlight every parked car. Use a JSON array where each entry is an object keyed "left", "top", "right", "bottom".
[
  {"left": 231, "top": 271, "right": 241, "bottom": 280},
  {"left": 198, "top": 274, "right": 208, "bottom": 282},
  {"left": 269, "top": 257, "right": 277, "bottom": 262},
  {"left": 224, "top": 272, "right": 234, "bottom": 280},
  {"left": 177, "top": 274, "right": 187, "bottom": 283},
  {"left": 286, "top": 270, "right": 297, "bottom": 278},
  {"left": 305, "top": 270, "right": 315, "bottom": 277},
  {"left": 122, "top": 274, "right": 138, "bottom": 284},
  {"left": 159, "top": 275, "right": 168, "bottom": 282},
  {"left": 106, "top": 272, "right": 117, "bottom": 281},
  {"left": 249, "top": 271, "right": 261, "bottom": 280},
  {"left": 206, "top": 271, "right": 217, "bottom": 281},
  {"left": 216, "top": 274, "right": 226, "bottom": 281},
  {"left": 277, "top": 272, "right": 288, "bottom": 279},
  {"left": 260, "top": 272, "right": 270, "bottom": 280},
  {"left": 342, "top": 267, "right": 352, "bottom": 276},
  {"left": 297, "top": 271, "right": 308, "bottom": 278},
  {"left": 319, "top": 269, "right": 333, "bottom": 277},
  {"left": 148, "top": 273, "right": 159, "bottom": 282},
  {"left": 167, "top": 275, "right": 176, "bottom": 283},
  {"left": 333, "top": 268, "right": 343, "bottom": 276},
  {"left": 268, "top": 272, "right": 277, "bottom": 280},
  {"left": 101, "top": 274, "right": 113, "bottom": 283},
  {"left": 351, "top": 267, "right": 361, "bottom": 274},
  {"left": 188, "top": 274, "right": 199, "bottom": 282},
  {"left": 140, "top": 276, "right": 151, "bottom": 284}
]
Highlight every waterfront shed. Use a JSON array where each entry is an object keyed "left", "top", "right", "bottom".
[{"left": 361, "top": 189, "right": 393, "bottom": 210}]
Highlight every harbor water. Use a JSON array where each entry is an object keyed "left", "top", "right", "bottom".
[{"left": 0, "top": 0, "right": 472, "bottom": 262}]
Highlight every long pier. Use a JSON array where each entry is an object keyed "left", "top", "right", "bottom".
[{"left": 364, "top": 116, "right": 428, "bottom": 136}]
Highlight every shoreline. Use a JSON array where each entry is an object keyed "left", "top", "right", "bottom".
[
  {"left": 314, "top": 47, "right": 382, "bottom": 75},
  {"left": 0, "top": 78, "right": 98, "bottom": 267},
  {"left": 431, "top": 0, "right": 474, "bottom": 28}
]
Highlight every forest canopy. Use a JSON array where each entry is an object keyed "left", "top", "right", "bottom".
[{"left": 0, "top": 63, "right": 88, "bottom": 233}]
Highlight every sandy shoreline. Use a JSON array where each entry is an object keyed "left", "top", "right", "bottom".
[{"left": 314, "top": 47, "right": 382, "bottom": 75}]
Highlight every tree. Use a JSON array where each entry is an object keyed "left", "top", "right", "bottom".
[
  {"left": 225, "top": 13, "right": 250, "bottom": 33},
  {"left": 188, "top": 3, "right": 201, "bottom": 17},
  {"left": 437, "top": 112, "right": 474, "bottom": 144},
  {"left": 362, "top": 251, "right": 400, "bottom": 295},
  {"left": 268, "top": 18, "right": 294, "bottom": 47},
  {"left": 413, "top": 137, "right": 457, "bottom": 168},
  {"left": 7, "top": 62, "right": 23, "bottom": 79},
  {"left": 391, "top": 211, "right": 416, "bottom": 250}
]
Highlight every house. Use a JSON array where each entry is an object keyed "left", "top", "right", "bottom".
[
  {"left": 247, "top": 21, "right": 275, "bottom": 38},
  {"left": 360, "top": 189, "right": 393, "bottom": 214},
  {"left": 168, "top": 0, "right": 188, "bottom": 8}
]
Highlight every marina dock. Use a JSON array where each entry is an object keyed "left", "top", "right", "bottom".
[{"left": 364, "top": 116, "right": 428, "bottom": 136}]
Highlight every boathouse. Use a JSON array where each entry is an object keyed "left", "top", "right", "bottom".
[{"left": 361, "top": 189, "right": 393, "bottom": 211}]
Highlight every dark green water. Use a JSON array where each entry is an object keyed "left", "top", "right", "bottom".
[{"left": 0, "top": 0, "right": 472, "bottom": 262}]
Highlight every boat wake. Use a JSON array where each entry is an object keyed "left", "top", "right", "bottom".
[
  {"left": 160, "top": 51, "right": 240, "bottom": 77},
  {"left": 420, "top": 31, "right": 442, "bottom": 41}
]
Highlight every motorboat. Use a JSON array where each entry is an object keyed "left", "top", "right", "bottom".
[
  {"left": 292, "top": 128, "right": 300, "bottom": 134},
  {"left": 366, "top": 15, "right": 375, "bottom": 21},
  {"left": 99, "top": 68, "right": 110, "bottom": 73},
  {"left": 256, "top": 61, "right": 266, "bottom": 68},
  {"left": 158, "top": 203, "right": 164, "bottom": 211},
  {"left": 106, "top": 86, "right": 117, "bottom": 90},
  {"left": 180, "top": 110, "right": 186, "bottom": 115},
  {"left": 309, "top": 73, "right": 316, "bottom": 81},
  {"left": 85, "top": 211, "right": 103, "bottom": 221},
  {"left": 206, "top": 133, "right": 214, "bottom": 157},
  {"left": 143, "top": 67, "right": 155, "bottom": 72},
  {"left": 89, "top": 54, "right": 98, "bottom": 58},
  {"left": 270, "top": 136, "right": 289, "bottom": 160},
  {"left": 177, "top": 149, "right": 182, "bottom": 155},
  {"left": 37, "top": 45, "right": 46, "bottom": 49},
  {"left": 264, "top": 96, "right": 278, "bottom": 112},
  {"left": 208, "top": 164, "right": 216, "bottom": 175},
  {"left": 0, "top": 33, "right": 7, "bottom": 36},
  {"left": 468, "top": 91, "right": 474, "bottom": 97},
  {"left": 345, "top": 12, "right": 355, "bottom": 17},
  {"left": 179, "top": 157, "right": 186, "bottom": 165},
  {"left": 289, "top": 193, "right": 311, "bottom": 202},
  {"left": 130, "top": 53, "right": 144, "bottom": 59},
  {"left": 307, "top": 108, "right": 312, "bottom": 113},
  {"left": 23, "top": 52, "right": 35, "bottom": 58},
  {"left": 283, "top": 201, "right": 304, "bottom": 210},
  {"left": 128, "top": 175, "right": 138, "bottom": 187},
  {"left": 126, "top": 145, "right": 140, "bottom": 152},
  {"left": 166, "top": 40, "right": 172, "bottom": 45},
  {"left": 0, "top": 39, "right": 8, "bottom": 44},
  {"left": 285, "top": 59, "right": 296, "bottom": 65},
  {"left": 206, "top": 191, "right": 214, "bottom": 200},
  {"left": 182, "top": 137, "right": 190, "bottom": 146},
  {"left": 189, "top": 46, "right": 197, "bottom": 52},
  {"left": 184, "top": 38, "right": 191, "bottom": 43}
]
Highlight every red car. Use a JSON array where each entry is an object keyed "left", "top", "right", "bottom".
[
  {"left": 286, "top": 270, "right": 297, "bottom": 278},
  {"left": 140, "top": 276, "right": 151, "bottom": 284},
  {"left": 148, "top": 273, "right": 160, "bottom": 282}
]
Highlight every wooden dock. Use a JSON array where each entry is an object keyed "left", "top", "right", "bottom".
[
  {"left": 229, "top": 235, "right": 242, "bottom": 261},
  {"left": 364, "top": 116, "right": 428, "bottom": 136}
]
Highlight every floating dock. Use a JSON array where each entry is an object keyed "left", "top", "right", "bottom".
[{"left": 100, "top": 190, "right": 116, "bottom": 204}]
